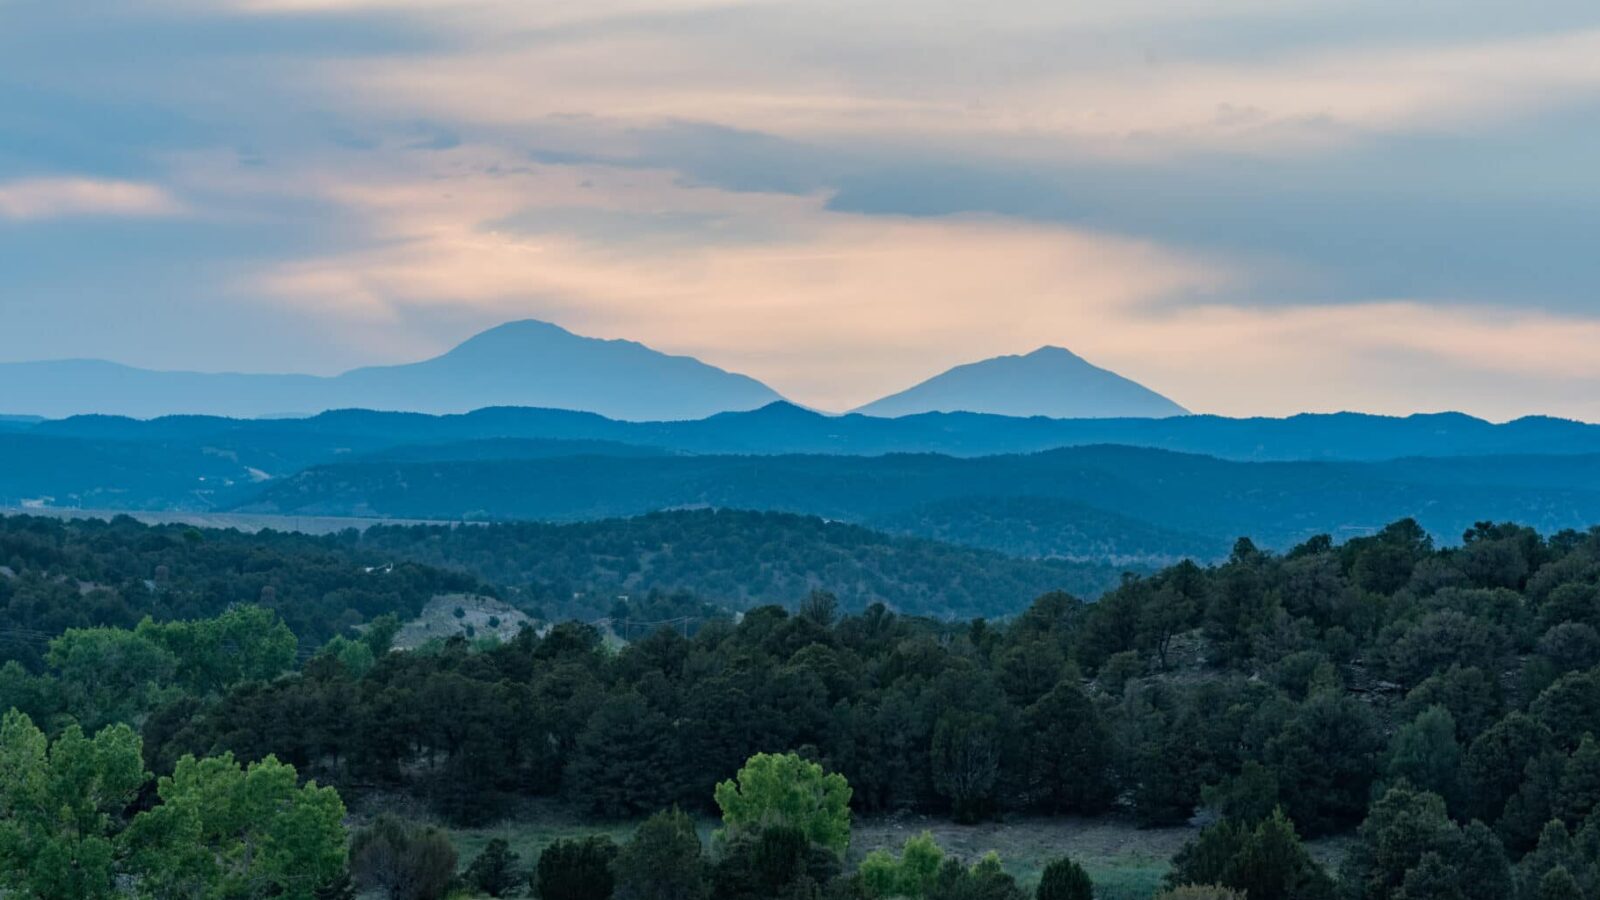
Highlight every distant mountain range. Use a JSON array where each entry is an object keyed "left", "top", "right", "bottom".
[
  {"left": 0, "top": 318, "right": 1195, "bottom": 421},
  {"left": 0, "top": 320, "right": 783, "bottom": 421},
  {"left": 855, "top": 346, "right": 1188, "bottom": 418}
]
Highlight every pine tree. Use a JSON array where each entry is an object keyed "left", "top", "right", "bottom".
[
  {"left": 1538, "top": 866, "right": 1584, "bottom": 900},
  {"left": 1556, "top": 735, "right": 1600, "bottom": 825},
  {"left": 463, "top": 838, "right": 523, "bottom": 897},
  {"left": 1035, "top": 857, "right": 1093, "bottom": 900}
]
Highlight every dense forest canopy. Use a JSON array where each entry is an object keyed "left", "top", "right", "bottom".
[
  {"left": 342, "top": 509, "right": 1132, "bottom": 620},
  {"left": 0, "top": 514, "right": 480, "bottom": 667},
  {"left": 6, "top": 512, "right": 1600, "bottom": 899},
  {"left": 0, "top": 511, "right": 1126, "bottom": 640}
]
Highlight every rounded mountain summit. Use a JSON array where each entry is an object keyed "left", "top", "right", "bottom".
[
  {"left": 0, "top": 319, "right": 783, "bottom": 421},
  {"left": 852, "top": 346, "right": 1189, "bottom": 419},
  {"left": 326, "top": 320, "right": 783, "bottom": 421}
]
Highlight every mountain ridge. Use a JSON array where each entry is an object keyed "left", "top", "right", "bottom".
[
  {"left": 17, "top": 402, "right": 1600, "bottom": 463},
  {"left": 0, "top": 319, "right": 784, "bottom": 421},
  {"left": 854, "top": 345, "right": 1189, "bottom": 419}
]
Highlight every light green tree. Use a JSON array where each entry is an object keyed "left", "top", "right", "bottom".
[
  {"left": 138, "top": 605, "right": 298, "bottom": 695},
  {"left": 0, "top": 709, "right": 147, "bottom": 900},
  {"left": 121, "top": 751, "right": 347, "bottom": 900},
  {"left": 45, "top": 606, "right": 297, "bottom": 731},
  {"left": 315, "top": 635, "right": 377, "bottom": 679},
  {"left": 860, "top": 832, "right": 946, "bottom": 898},
  {"left": 713, "top": 751, "right": 852, "bottom": 856},
  {"left": 45, "top": 627, "right": 178, "bottom": 730}
]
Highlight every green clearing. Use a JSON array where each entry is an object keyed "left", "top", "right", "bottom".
[
  {"left": 438, "top": 810, "right": 1243, "bottom": 899},
  {"left": 849, "top": 817, "right": 1189, "bottom": 899}
]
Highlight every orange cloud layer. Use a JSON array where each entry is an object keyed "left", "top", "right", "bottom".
[{"left": 221, "top": 144, "right": 1600, "bottom": 420}]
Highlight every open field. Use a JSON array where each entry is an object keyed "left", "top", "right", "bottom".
[
  {"left": 851, "top": 815, "right": 1192, "bottom": 899},
  {"left": 438, "top": 807, "right": 1200, "bottom": 899}
]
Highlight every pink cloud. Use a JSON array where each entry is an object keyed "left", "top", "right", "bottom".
[{"left": 0, "top": 178, "right": 184, "bottom": 221}]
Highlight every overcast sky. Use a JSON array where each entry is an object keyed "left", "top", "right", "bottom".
[{"left": 5, "top": 0, "right": 1600, "bottom": 419}]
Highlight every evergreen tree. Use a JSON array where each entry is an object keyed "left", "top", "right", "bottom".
[
  {"left": 1556, "top": 735, "right": 1600, "bottom": 826},
  {"left": 1023, "top": 681, "right": 1113, "bottom": 814},
  {"left": 1538, "top": 866, "right": 1583, "bottom": 900},
  {"left": 1386, "top": 706, "right": 1463, "bottom": 811},
  {"left": 1456, "top": 821, "right": 1516, "bottom": 900},
  {"left": 349, "top": 815, "right": 457, "bottom": 900},
  {"left": 463, "top": 838, "right": 523, "bottom": 898},
  {"left": 613, "top": 808, "right": 709, "bottom": 900},
  {"left": 1035, "top": 857, "right": 1093, "bottom": 900},
  {"left": 535, "top": 835, "right": 618, "bottom": 900},
  {"left": 565, "top": 692, "right": 678, "bottom": 818},
  {"left": 1396, "top": 852, "right": 1466, "bottom": 900},
  {"left": 1166, "top": 810, "right": 1331, "bottom": 900}
]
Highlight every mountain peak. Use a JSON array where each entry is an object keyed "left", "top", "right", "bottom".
[
  {"left": 435, "top": 319, "right": 622, "bottom": 359},
  {"left": 746, "top": 400, "right": 826, "bottom": 419},
  {"left": 460, "top": 318, "right": 571, "bottom": 340},
  {"left": 0, "top": 318, "right": 786, "bottom": 421},
  {"left": 338, "top": 319, "right": 784, "bottom": 420},
  {"left": 853, "top": 346, "right": 1188, "bottom": 420},
  {"left": 1023, "top": 345, "right": 1086, "bottom": 361}
]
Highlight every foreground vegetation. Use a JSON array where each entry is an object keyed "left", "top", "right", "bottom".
[{"left": 6, "top": 512, "right": 1600, "bottom": 897}]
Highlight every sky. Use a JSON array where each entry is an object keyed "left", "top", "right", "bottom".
[{"left": 4, "top": 0, "right": 1600, "bottom": 420}]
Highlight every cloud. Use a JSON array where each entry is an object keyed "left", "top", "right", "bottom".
[
  {"left": 1088, "top": 301, "right": 1600, "bottom": 422},
  {"left": 207, "top": 0, "right": 761, "bottom": 31},
  {"left": 231, "top": 142, "right": 1600, "bottom": 421},
  {"left": 316, "top": 11, "right": 1600, "bottom": 159},
  {"left": 0, "top": 177, "right": 184, "bottom": 221}
]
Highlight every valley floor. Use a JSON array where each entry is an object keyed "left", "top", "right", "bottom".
[{"left": 0, "top": 504, "right": 448, "bottom": 534}]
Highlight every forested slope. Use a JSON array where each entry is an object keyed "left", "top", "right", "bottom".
[
  {"left": 0, "top": 514, "right": 479, "bottom": 665},
  {"left": 342, "top": 509, "right": 1132, "bottom": 620}
]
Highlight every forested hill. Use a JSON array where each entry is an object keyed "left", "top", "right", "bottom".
[
  {"left": 0, "top": 514, "right": 482, "bottom": 665},
  {"left": 239, "top": 446, "right": 1600, "bottom": 557},
  {"left": 0, "top": 512, "right": 1127, "bottom": 654},
  {"left": 340, "top": 509, "right": 1133, "bottom": 621}
]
